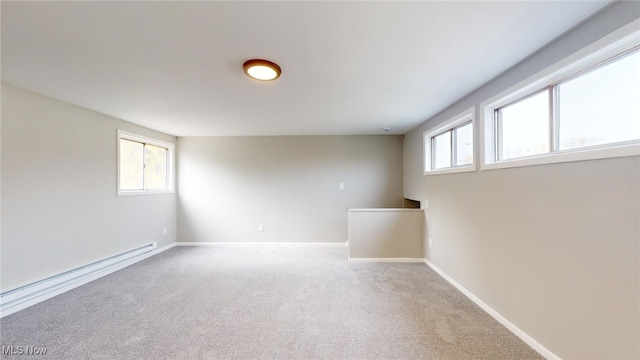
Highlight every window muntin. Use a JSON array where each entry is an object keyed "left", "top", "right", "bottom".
[
  {"left": 486, "top": 44, "right": 640, "bottom": 166},
  {"left": 423, "top": 107, "right": 475, "bottom": 175},
  {"left": 118, "top": 130, "right": 174, "bottom": 195}
]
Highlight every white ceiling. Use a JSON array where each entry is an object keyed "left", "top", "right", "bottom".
[{"left": 1, "top": 1, "right": 612, "bottom": 137}]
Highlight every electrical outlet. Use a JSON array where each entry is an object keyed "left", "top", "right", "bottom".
[
  {"left": 429, "top": 238, "right": 433, "bottom": 248},
  {"left": 423, "top": 199, "right": 428, "bottom": 209},
  {"left": 259, "top": 224, "right": 264, "bottom": 232},
  {"left": 163, "top": 226, "right": 168, "bottom": 235},
  {"left": 339, "top": 183, "right": 344, "bottom": 190}
]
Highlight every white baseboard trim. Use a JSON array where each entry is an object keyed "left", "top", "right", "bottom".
[
  {"left": 348, "top": 257, "right": 424, "bottom": 263},
  {"left": 424, "top": 259, "right": 560, "bottom": 360},
  {"left": 0, "top": 242, "right": 172, "bottom": 318},
  {"left": 176, "top": 241, "right": 348, "bottom": 247}
]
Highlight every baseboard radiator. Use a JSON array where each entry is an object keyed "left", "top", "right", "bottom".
[{"left": 0, "top": 242, "right": 157, "bottom": 318}]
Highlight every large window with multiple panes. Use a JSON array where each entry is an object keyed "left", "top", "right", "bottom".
[
  {"left": 479, "top": 23, "right": 640, "bottom": 171},
  {"left": 495, "top": 49, "right": 639, "bottom": 162}
]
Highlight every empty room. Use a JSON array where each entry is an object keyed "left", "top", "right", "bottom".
[{"left": 1, "top": 1, "right": 639, "bottom": 359}]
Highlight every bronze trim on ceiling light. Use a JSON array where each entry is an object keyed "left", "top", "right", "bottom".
[{"left": 243, "top": 59, "right": 281, "bottom": 81}]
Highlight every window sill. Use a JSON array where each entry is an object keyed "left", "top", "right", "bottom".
[
  {"left": 481, "top": 141, "right": 640, "bottom": 171},
  {"left": 424, "top": 164, "right": 476, "bottom": 176},
  {"left": 117, "top": 190, "right": 175, "bottom": 196}
]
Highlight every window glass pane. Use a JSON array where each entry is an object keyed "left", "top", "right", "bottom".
[
  {"left": 433, "top": 131, "right": 452, "bottom": 169},
  {"left": 144, "top": 144, "right": 168, "bottom": 190},
  {"left": 499, "top": 90, "right": 550, "bottom": 160},
  {"left": 120, "top": 139, "right": 144, "bottom": 190},
  {"left": 455, "top": 122, "right": 473, "bottom": 166},
  {"left": 558, "top": 50, "right": 640, "bottom": 150}
]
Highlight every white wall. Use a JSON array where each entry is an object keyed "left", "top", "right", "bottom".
[
  {"left": 403, "top": 3, "right": 639, "bottom": 359},
  {"left": 178, "top": 136, "right": 403, "bottom": 243},
  {"left": 1, "top": 83, "right": 177, "bottom": 292}
]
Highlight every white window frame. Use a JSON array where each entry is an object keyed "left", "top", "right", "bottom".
[
  {"left": 424, "top": 106, "right": 476, "bottom": 176},
  {"left": 117, "top": 130, "right": 175, "bottom": 196},
  {"left": 480, "top": 19, "right": 640, "bottom": 171}
]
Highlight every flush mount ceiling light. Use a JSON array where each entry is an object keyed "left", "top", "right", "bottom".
[{"left": 243, "top": 59, "right": 281, "bottom": 81}]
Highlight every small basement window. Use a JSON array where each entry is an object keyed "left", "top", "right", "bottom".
[
  {"left": 423, "top": 107, "right": 476, "bottom": 175},
  {"left": 117, "top": 130, "right": 174, "bottom": 196}
]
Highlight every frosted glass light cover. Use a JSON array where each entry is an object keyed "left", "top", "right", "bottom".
[
  {"left": 243, "top": 59, "right": 281, "bottom": 81},
  {"left": 248, "top": 65, "right": 277, "bottom": 80}
]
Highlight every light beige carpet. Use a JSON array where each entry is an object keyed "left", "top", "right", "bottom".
[{"left": 0, "top": 245, "right": 544, "bottom": 359}]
